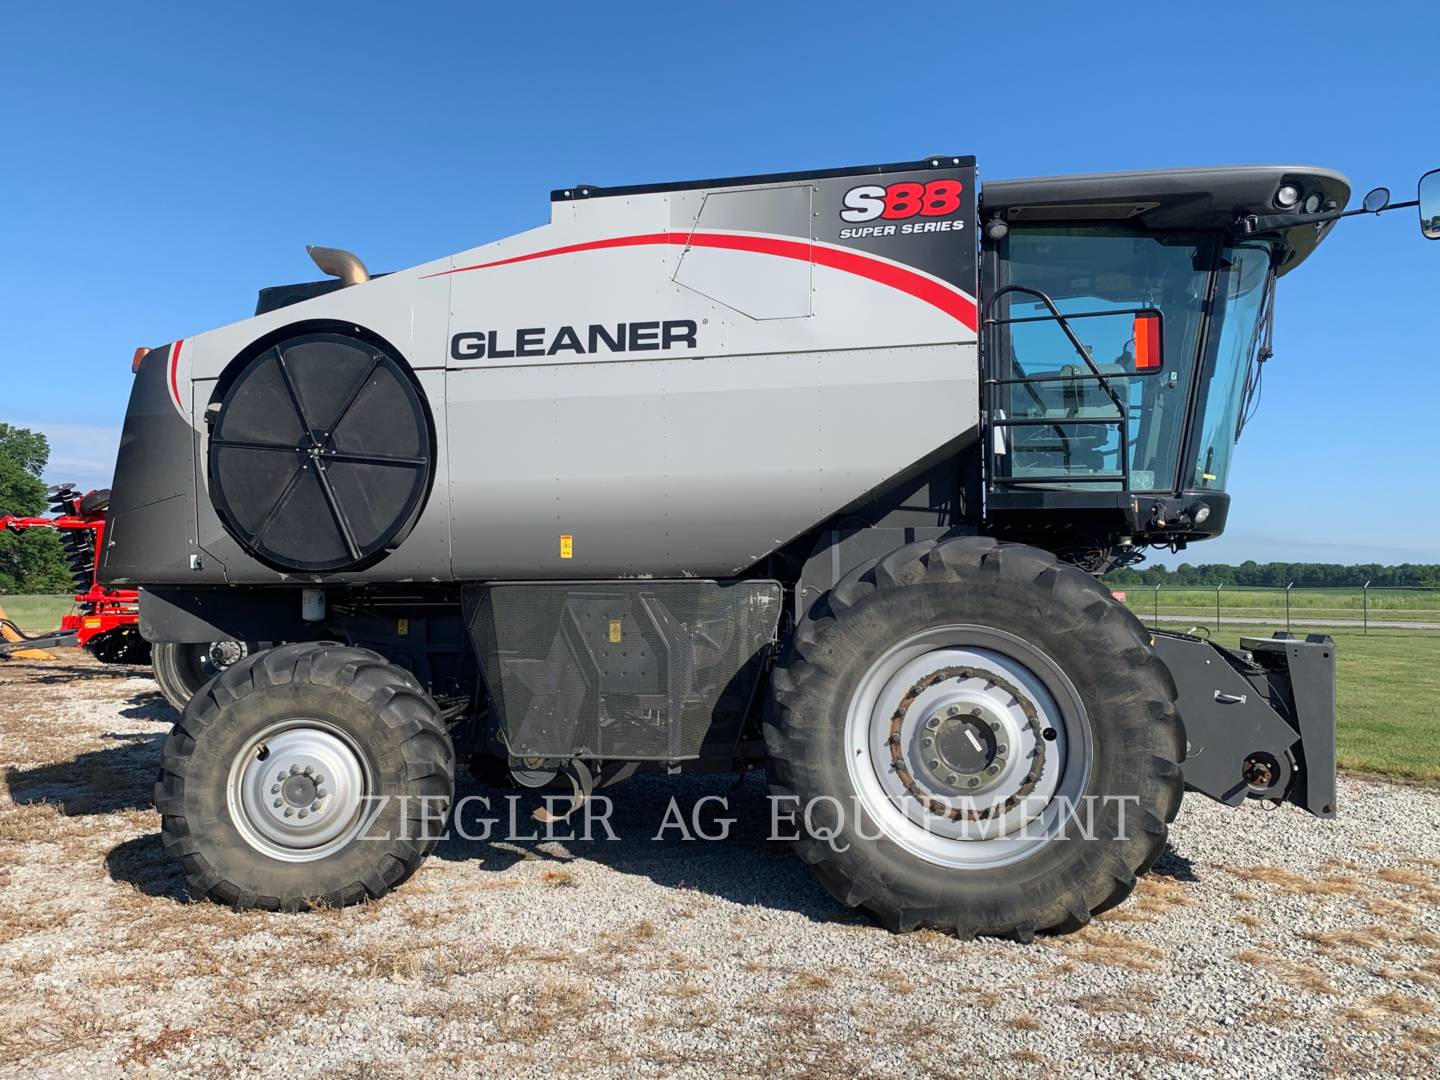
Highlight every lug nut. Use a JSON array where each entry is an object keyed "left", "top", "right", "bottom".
[
  {"left": 926, "top": 716, "right": 940, "bottom": 729},
  {"left": 988, "top": 720, "right": 1001, "bottom": 731},
  {"left": 290, "top": 763, "right": 302, "bottom": 774},
  {"left": 298, "top": 809, "right": 309, "bottom": 819},
  {"left": 986, "top": 764, "right": 1000, "bottom": 775},
  {"left": 273, "top": 798, "right": 283, "bottom": 808},
  {"left": 928, "top": 759, "right": 941, "bottom": 770},
  {"left": 967, "top": 778, "right": 980, "bottom": 788},
  {"left": 277, "top": 771, "right": 288, "bottom": 782},
  {"left": 947, "top": 705, "right": 960, "bottom": 717},
  {"left": 316, "top": 788, "right": 327, "bottom": 799},
  {"left": 946, "top": 773, "right": 959, "bottom": 785},
  {"left": 997, "top": 745, "right": 1008, "bottom": 755},
  {"left": 971, "top": 707, "right": 983, "bottom": 717},
  {"left": 314, "top": 775, "right": 324, "bottom": 785},
  {"left": 270, "top": 784, "right": 280, "bottom": 794},
  {"left": 922, "top": 737, "right": 934, "bottom": 748},
  {"left": 311, "top": 801, "right": 321, "bottom": 812},
  {"left": 303, "top": 765, "right": 314, "bottom": 776},
  {"left": 283, "top": 808, "right": 294, "bottom": 818}
]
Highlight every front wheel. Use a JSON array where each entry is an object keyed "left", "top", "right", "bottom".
[{"left": 766, "top": 537, "right": 1184, "bottom": 939}]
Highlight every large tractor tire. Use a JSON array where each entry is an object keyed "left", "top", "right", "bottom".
[
  {"left": 766, "top": 536, "right": 1183, "bottom": 940},
  {"left": 155, "top": 642, "right": 454, "bottom": 911},
  {"left": 151, "top": 640, "right": 263, "bottom": 712}
]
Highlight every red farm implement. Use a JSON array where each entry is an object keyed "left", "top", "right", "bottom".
[{"left": 1, "top": 484, "right": 149, "bottom": 662}]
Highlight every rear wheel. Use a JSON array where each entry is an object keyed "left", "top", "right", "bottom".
[
  {"left": 155, "top": 642, "right": 454, "bottom": 910},
  {"left": 766, "top": 537, "right": 1183, "bottom": 939},
  {"left": 152, "top": 639, "right": 262, "bottom": 712}
]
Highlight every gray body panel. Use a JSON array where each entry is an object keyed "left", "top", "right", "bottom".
[
  {"left": 102, "top": 343, "right": 200, "bottom": 584},
  {"left": 446, "top": 344, "right": 976, "bottom": 577},
  {"left": 103, "top": 159, "right": 979, "bottom": 585}
]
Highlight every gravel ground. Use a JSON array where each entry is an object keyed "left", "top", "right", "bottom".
[{"left": 1, "top": 651, "right": 1438, "bottom": 1080}]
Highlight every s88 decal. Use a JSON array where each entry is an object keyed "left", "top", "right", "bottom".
[{"left": 840, "top": 179, "right": 964, "bottom": 223}]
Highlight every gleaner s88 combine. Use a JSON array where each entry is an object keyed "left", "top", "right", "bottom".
[{"left": 101, "top": 158, "right": 1439, "bottom": 936}]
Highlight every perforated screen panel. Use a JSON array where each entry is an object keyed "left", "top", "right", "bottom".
[
  {"left": 466, "top": 580, "right": 782, "bottom": 761},
  {"left": 207, "top": 332, "right": 433, "bottom": 573}
]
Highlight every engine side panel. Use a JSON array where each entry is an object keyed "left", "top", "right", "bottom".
[
  {"left": 447, "top": 343, "right": 976, "bottom": 577},
  {"left": 444, "top": 165, "right": 979, "bottom": 577}
]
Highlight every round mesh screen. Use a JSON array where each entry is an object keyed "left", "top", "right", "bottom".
[{"left": 208, "top": 331, "right": 433, "bottom": 573}]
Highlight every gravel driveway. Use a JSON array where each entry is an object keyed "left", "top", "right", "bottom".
[{"left": 1, "top": 651, "right": 1437, "bottom": 1079}]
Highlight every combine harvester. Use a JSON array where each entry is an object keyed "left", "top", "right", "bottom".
[{"left": 99, "top": 157, "right": 1437, "bottom": 936}]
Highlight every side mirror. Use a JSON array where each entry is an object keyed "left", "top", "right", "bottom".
[
  {"left": 1132, "top": 311, "right": 1163, "bottom": 371},
  {"left": 1419, "top": 169, "right": 1440, "bottom": 240},
  {"left": 1362, "top": 187, "right": 1391, "bottom": 213}
]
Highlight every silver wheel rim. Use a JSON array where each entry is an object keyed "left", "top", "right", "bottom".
[
  {"left": 843, "top": 624, "right": 1091, "bottom": 869},
  {"left": 227, "top": 720, "right": 374, "bottom": 862}
]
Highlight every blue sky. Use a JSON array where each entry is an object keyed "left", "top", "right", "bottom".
[{"left": 2, "top": 2, "right": 1435, "bottom": 566}]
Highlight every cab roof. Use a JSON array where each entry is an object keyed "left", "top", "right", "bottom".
[{"left": 981, "top": 165, "right": 1351, "bottom": 275}]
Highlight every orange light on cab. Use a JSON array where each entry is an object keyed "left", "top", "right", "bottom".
[
  {"left": 1132, "top": 313, "right": 1163, "bottom": 371},
  {"left": 131, "top": 346, "right": 151, "bottom": 373}
]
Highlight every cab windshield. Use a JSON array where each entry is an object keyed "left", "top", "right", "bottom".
[{"left": 990, "top": 227, "right": 1273, "bottom": 495}]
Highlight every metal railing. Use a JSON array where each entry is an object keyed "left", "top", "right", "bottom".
[{"left": 983, "top": 291, "right": 1165, "bottom": 496}]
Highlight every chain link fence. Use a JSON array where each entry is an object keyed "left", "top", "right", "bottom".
[{"left": 1113, "top": 584, "right": 1440, "bottom": 636}]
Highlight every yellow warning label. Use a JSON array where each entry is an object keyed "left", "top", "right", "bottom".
[
  {"left": 560, "top": 534, "right": 574, "bottom": 559},
  {"left": 396, "top": 618, "right": 409, "bottom": 636},
  {"left": 83, "top": 617, "right": 103, "bottom": 629},
  {"left": 608, "top": 618, "right": 622, "bottom": 644}
]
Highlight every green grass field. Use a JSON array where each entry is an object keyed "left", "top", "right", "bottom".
[
  {"left": 1240, "top": 629, "right": 1440, "bottom": 783},
  {"left": 0, "top": 593, "right": 74, "bottom": 634},
  {"left": 3, "top": 591, "right": 1438, "bottom": 781}
]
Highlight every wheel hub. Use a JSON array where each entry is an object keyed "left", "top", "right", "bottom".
[
  {"left": 207, "top": 640, "right": 247, "bottom": 669},
  {"left": 887, "top": 664, "right": 1046, "bottom": 822},
  {"left": 844, "top": 627, "right": 1090, "bottom": 869},
  {"left": 279, "top": 769, "right": 320, "bottom": 808},
  {"left": 228, "top": 722, "right": 372, "bottom": 862},
  {"left": 921, "top": 704, "right": 1007, "bottom": 790}
]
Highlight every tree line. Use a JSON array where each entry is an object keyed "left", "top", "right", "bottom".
[
  {"left": 1107, "top": 561, "right": 1440, "bottom": 588},
  {"left": 0, "top": 423, "right": 72, "bottom": 593}
]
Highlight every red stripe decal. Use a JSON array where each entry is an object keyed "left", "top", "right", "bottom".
[
  {"left": 169, "top": 338, "right": 184, "bottom": 409},
  {"left": 426, "top": 232, "right": 977, "bottom": 330},
  {"left": 438, "top": 233, "right": 673, "bottom": 276}
]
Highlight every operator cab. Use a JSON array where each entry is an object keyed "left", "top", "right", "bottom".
[{"left": 978, "top": 165, "right": 1349, "bottom": 568}]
